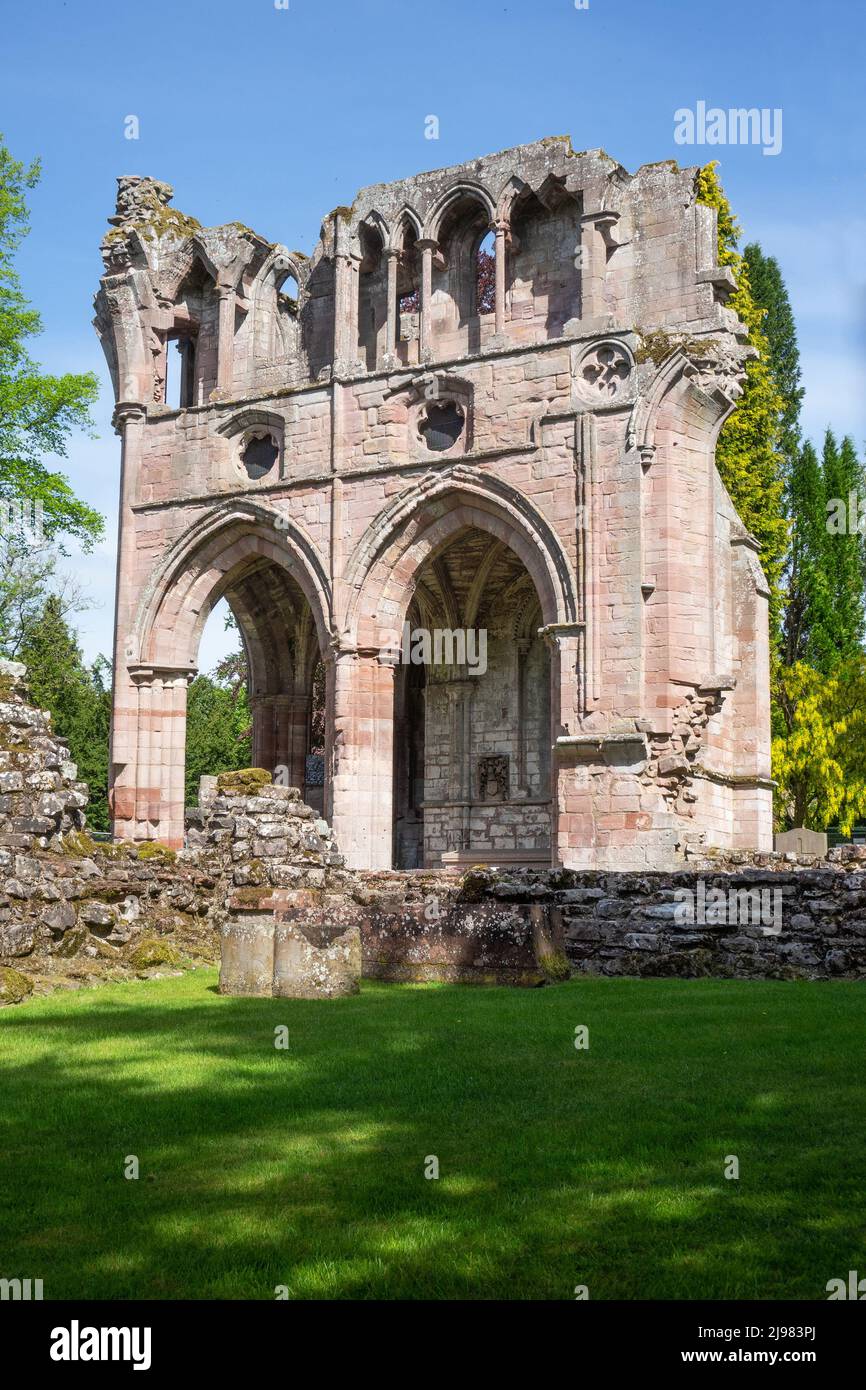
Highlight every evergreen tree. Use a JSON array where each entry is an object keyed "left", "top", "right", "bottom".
[
  {"left": 821, "top": 431, "right": 865, "bottom": 662},
  {"left": 17, "top": 594, "right": 111, "bottom": 830},
  {"left": 782, "top": 440, "right": 832, "bottom": 668},
  {"left": 742, "top": 243, "right": 803, "bottom": 476}
]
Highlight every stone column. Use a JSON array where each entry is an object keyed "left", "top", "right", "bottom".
[
  {"left": 330, "top": 646, "right": 396, "bottom": 869},
  {"left": 287, "top": 692, "right": 311, "bottom": 792},
  {"left": 108, "top": 402, "right": 147, "bottom": 842},
  {"left": 273, "top": 694, "right": 291, "bottom": 777},
  {"left": 493, "top": 221, "right": 508, "bottom": 338},
  {"left": 257, "top": 696, "right": 276, "bottom": 772},
  {"left": 126, "top": 665, "right": 194, "bottom": 847},
  {"left": 216, "top": 283, "right": 235, "bottom": 391},
  {"left": 445, "top": 678, "right": 474, "bottom": 852},
  {"left": 333, "top": 215, "right": 360, "bottom": 374},
  {"left": 570, "top": 209, "right": 621, "bottom": 332},
  {"left": 416, "top": 238, "right": 437, "bottom": 363},
  {"left": 514, "top": 637, "right": 531, "bottom": 796},
  {"left": 384, "top": 247, "right": 400, "bottom": 364},
  {"left": 542, "top": 626, "right": 585, "bottom": 868}
]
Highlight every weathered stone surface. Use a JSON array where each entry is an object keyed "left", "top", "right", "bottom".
[
  {"left": 94, "top": 142, "right": 772, "bottom": 874},
  {"left": 4, "top": 669, "right": 866, "bottom": 1007}
]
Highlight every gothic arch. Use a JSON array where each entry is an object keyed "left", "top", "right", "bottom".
[
  {"left": 131, "top": 501, "right": 333, "bottom": 672},
  {"left": 342, "top": 469, "right": 577, "bottom": 648},
  {"left": 423, "top": 182, "right": 496, "bottom": 242},
  {"left": 628, "top": 348, "right": 744, "bottom": 465}
]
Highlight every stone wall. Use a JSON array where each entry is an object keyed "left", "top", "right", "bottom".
[
  {"left": 94, "top": 137, "right": 773, "bottom": 872},
  {"left": 4, "top": 664, "right": 866, "bottom": 1005}
]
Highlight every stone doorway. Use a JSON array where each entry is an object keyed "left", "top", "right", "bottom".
[{"left": 392, "top": 527, "right": 552, "bottom": 869}]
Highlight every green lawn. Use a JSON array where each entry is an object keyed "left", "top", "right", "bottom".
[{"left": 1, "top": 970, "right": 863, "bottom": 1300}]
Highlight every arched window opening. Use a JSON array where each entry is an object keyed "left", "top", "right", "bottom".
[
  {"left": 431, "top": 192, "right": 492, "bottom": 355},
  {"left": 184, "top": 600, "right": 252, "bottom": 828},
  {"left": 164, "top": 336, "right": 196, "bottom": 409},
  {"left": 279, "top": 272, "right": 299, "bottom": 312},
  {"left": 392, "top": 527, "right": 551, "bottom": 869},
  {"left": 475, "top": 230, "right": 496, "bottom": 315}
]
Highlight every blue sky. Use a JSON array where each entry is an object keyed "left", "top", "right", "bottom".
[{"left": 2, "top": 0, "right": 864, "bottom": 666}]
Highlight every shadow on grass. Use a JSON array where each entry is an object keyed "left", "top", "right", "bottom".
[{"left": 0, "top": 971, "right": 863, "bottom": 1299}]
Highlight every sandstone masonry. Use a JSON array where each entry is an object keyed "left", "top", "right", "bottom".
[
  {"left": 94, "top": 137, "right": 772, "bottom": 873},
  {"left": 2, "top": 666, "right": 865, "bottom": 1004}
]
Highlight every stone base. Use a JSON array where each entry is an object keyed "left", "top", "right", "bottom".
[{"left": 219, "top": 893, "right": 362, "bottom": 999}]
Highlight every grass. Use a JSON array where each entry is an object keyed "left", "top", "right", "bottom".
[{"left": 0, "top": 970, "right": 864, "bottom": 1300}]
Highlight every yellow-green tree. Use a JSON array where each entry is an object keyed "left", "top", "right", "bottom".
[
  {"left": 696, "top": 163, "right": 788, "bottom": 639},
  {"left": 773, "top": 660, "right": 866, "bottom": 834}
]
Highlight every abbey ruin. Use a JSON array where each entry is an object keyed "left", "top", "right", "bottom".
[{"left": 94, "top": 136, "right": 772, "bottom": 872}]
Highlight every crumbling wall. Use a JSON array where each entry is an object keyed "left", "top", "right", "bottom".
[{"left": 3, "top": 664, "right": 865, "bottom": 1005}]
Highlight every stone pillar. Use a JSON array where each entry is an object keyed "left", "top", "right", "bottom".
[
  {"left": 493, "top": 221, "right": 508, "bottom": 338},
  {"left": 273, "top": 694, "right": 291, "bottom": 776},
  {"left": 287, "top": 692, "right": 311, "bottom": 795},
  {"left": 384, "top": 247, "right": 400, "bottom": 363},
  {"left": 330, "top": 647, "right": 396, "bottom": 869},
  {"left": 258, "top": 696, "right": 276, "bottom": 772},
  {"left": 416, "top": 239, "right": 437, "bottom": 363},
  {"left": 126, "top": 665, "right": 193, "bottom": 847},
  {"left": 216, "top": 283, "right": 235, "bottom": 391},
  {"left": 515, "top": 637, "right": 531, "bottom": 796},
  {"left": 109, "top": 402, "right": 147, "bottom": 842},
  {"left": 444, "top": 678, "right": 474, "bottom": 852},
  {"left": 333, "top": 215, "right": 360, "bottom": 374},
  {"left": 543, "top": 627, "right": 585, "bottom": 868},
  {"left": 571, "top": 210, "right": 621, "bottom": 331}
]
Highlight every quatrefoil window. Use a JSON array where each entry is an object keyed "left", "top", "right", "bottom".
[{"left": 581, "top": 344, "right": 631, "bottom": 398}]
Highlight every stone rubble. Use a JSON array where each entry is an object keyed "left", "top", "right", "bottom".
[{"left": 2, "top": 662, "right": 866, "bottom": 1002}]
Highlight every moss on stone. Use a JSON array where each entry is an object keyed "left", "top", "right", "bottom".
[
  {"left": 635, "top": 329, "right": 718, "bottom": 367},
  {"left": 0, "top": 966, "right": 34, "bottom": 1004},
  {"left": 127, "top": 938, "right": 185, "bottom": 969},
  {"left": 230, "top": 887, "right": 273, "bottom": 906},
  {"left": 458, "top": 868, "right": 494, "bottom": 903},
  {"left": 61, "top": 829, "right": 100, "bottom": 857},
  {"left": 136, "top": 841, "right": 177, "bottom": 864},
  {"left": 216, "top": 768, "right": 271, "bottom": 794}
]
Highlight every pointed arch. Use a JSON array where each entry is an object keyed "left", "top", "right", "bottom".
[
  {"left": 342, "top": 467, "right": 577, "bottom": 648},
  {"left": 130, "top": 500, "right": 333, "bottom": 672}
]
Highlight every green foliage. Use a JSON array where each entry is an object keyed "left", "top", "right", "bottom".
[
  {"left": 820, "top": 431, "right": 865, "bottom": 662},
  {"left": 0, "top": 134, "right": 103, "bottom": 550},
  {"left": 16, "top": 593, "right": 111, "bottom": 830},
  {"left": 782, "top": 440, "right": 833, "bottom": 669},
  {"left": 742, "top": 243, "right": 804, "bottom": 475},
  {"left": 696, "top": 164, "right": 788, "bottom": 635},
  {"left": 773, "top": 659, "right": 866, "bottom": 834},
  {"left": 185, "top": 671, "right": 252, "bottom": 807}
]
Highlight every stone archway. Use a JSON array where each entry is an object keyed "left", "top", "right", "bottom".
[
  {"left": 393, "top": 526, "right": 552, "bottom": 869},
  {"left": 332, "top": 482, "right": 575, "bottom": 870},
  {"left": 111, "top": 509, "right": 332, "bottom": 847}
]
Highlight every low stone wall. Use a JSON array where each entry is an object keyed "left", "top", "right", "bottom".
[
  {"left": 350, "top": 862, "right": 866, "bottom": 981},
  {"left": 4, "top": 662, "right": 866, "bottom": 1002}
]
